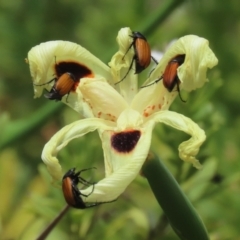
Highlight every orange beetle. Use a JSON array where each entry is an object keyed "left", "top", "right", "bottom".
[
  {"left": 44, "top": 72, "right": 76, "bottom": 101},
  {"left": 62, "top": 168, "right": 116, "bottom": 209},
  {"left": 116, "top": 31, "right": 157, "bottom": 84},
  {"left": 162, "top": 55, "right": 185, "bottom": 93},
  {"left": 141, "top": 54, "right": 186, "bottom": 102},
  {"left": 34, "top": 72, "right": 77, "bottom": 102},
  {"left": 34, "top": 57, "right": 93, "bottom": 101}
]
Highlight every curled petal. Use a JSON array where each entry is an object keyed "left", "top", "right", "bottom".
[
  {"left": 28, "top": 41, "right": 111, "bottom": 94},
  {"left": 109, "top": 27, "right": 138, "bottom": 103},
  {"left": 109, "top": 27, "right": 133, "bottom": 73},
  {"left": 178, "top": 35, "right": 218, "bottom": 91},
  {"left": 149, "top": 110, "right": 206, "bottom": 169},
  {"left": 81, "top": 160, "right": 142, "bottom": 202},
  {"left": 27, "top": 41, "right": 112, "bottom": 113},
  {"left": 41, "top": 118, "right": 115, "bottom": 181},
  {"left": 147, "top": 35, "right": 218, "bottom": 92}
]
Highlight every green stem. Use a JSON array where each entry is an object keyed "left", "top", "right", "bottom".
[{"left": 142, "top": 153, "right": 209, "bottom": 240}]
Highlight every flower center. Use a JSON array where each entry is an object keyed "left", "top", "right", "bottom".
[{"left": 111, "top": 130, "right": 141, "bottom": 153}]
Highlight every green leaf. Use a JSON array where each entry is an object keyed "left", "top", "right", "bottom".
[{"left": 142, "top": 153, "right": 209, "bottom": 240}]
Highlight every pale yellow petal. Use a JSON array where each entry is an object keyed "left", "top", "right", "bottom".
[
  {"left": 146, "top": 35, "right": 218, "bottom": 92},
  {"left": 41, "top": 118, "right": 115, "bottom": 182},
  {"left": 99, "top": 108, "right": 145, "bottom": 176},
  {"left": 109, "top": 27, "right": 138, "bottom": 103},
  {"left": 109, "top": 27, "right": 133, "bottom": 75},
  {"left": 149, "top": 110, "right": 206, "bottom": 169},
  {"left": 131, "top": 81, "right": 177, "bottom": 119},
  {"left": 81, "top": 120, "right": 154, "bottom": 202},
  {"left": 27, "top": 40, "right": 112, "bottom": 113},
  {"left": 79, "top": 78, "right": 128, "bottom": 121}
]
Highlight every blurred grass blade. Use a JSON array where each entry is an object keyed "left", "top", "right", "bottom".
[
  {"left": 0, "top": 102, "right": 62, "bottom": 149},
  {"left": 139, "top": 0, "right": 185, "bottom": 35},
  {"left": 142, "top": 153, "right": 209, "bottom": 240}
]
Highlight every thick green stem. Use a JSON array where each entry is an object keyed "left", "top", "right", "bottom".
[{"left": 142, "top": 153, "right": 209, "bottom": 240}]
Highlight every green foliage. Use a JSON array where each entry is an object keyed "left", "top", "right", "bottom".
[{"left": 0, "top": 0, "right": 238, "bottom": 239}]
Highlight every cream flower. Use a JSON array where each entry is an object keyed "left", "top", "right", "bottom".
[{"left": 27, "top": 27, "right": 218, "bottom": 202}]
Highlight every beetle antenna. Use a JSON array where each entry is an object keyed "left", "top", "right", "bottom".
[
  {"left": 141, "top": 76, "right": 163, "bottom": 88},
  {"left": 115, "top": 57, "right": 135, "bottom": 85},
  {"left": 33, "top": 77, "right": 56, "bottom": 86}
]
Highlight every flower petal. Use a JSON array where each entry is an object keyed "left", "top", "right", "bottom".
[
  {"left": 27, "top": 40, "right": 112, "bottom": 113},
  {"left": 81, "top": 119, "right": 155, "bottom": 202},
  {"left": 101, "top": 108, "right": 145, "bottom": 176},
  {"left": 131, "top": 81, "right": 177, "bottom": 119},
  {"left": 79, "top": 78, "right": 128, "bottom": 121},
  {"left": 109, "top": 27, "right": 138, "bottom": 103},
  {"left": 41, "top": 118, "right": 115, "bottom": 181},
  {"left": 146, "top": 35, "right": 218, "bottom": 92},
  {"left": 149, "top": 110, "right": 206, "bottom": 169}
]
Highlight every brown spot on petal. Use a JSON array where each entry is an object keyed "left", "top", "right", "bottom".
[
  {"left": 143, "top": 104, "right": 158, "bottom": 118},
  {"left": 111, "top": 130, "right": 141, "bottom": 153},
  {"left": 143, "top": 112, "right": 149, "bottom": 117}
]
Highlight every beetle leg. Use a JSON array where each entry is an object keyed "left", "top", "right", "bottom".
[
  {"left": 115, "top": 56, "right": 135, "bottom": 85},
  {"left": 176, "top": 81, "right": 186, "bottom": 103},
  {"left": 65, "top": 92, "right": 70, "bottom": 103},
  {"left": 79, "top": 183, "right": 95, "bottom": 198},
  {"left": 84, "top": 198, "right": 118, "bottom": 208},
  {"left": 78, "top": 176, "right": 94, "bottom": 186},
  {"left": 141, "top": 76, "right": 163, "bottom": 88},
  {"left": 122, "top": 40, "right": 134, "bottom": 60},
  {"left": 34, "top": 77, "right": 57, "bottom": 86}
]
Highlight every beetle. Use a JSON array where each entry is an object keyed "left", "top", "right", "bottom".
[
  {"left": 34, "top": 57, "right": 93, "bottom": 101},
  {"left": 44, "top": 72, "right": 76, "bottom": 101},
  {"left": 161, "top": 55, "right": 185, "bottom": 93},
  {"left": 45, "top": 72, "right": 76, "bottom": 101},
  {"left": 62, "top": 168, "right": 116, "bottom": 209},
  {"left": 115, "top": 31, "right": 157, "bottom": 84},
  {"left": 34, "top": 72, "right": 76, "bottom": 102},
  {"left": 141, "top": 54, "right": 186, "bottom": 102}
]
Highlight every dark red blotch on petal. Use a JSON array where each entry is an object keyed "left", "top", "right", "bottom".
[
  {"left": 55, "top": 61, "right": 94, "bottom": 90},
  {"left": 111, "top": 130, "right": 141, "bottom": 153}
]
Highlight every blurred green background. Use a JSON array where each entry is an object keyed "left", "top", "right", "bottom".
[{"left": 0, "top": 0, "right": 239, "bottom": 239}]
